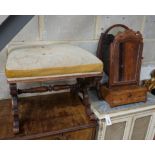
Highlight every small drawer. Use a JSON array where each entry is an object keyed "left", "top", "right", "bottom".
[
  {"left": 112, "top": 89, "right": 147, "bottom": 105},
  {"left": 100, "top": 85, "right": 147, "bottom": 107}
]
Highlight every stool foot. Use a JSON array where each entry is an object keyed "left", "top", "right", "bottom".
[{"left": 10, "top": 84, "right": 19, "bottom": 134}]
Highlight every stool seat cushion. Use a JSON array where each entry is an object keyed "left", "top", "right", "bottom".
[{"left": 5, "top": 44, "right": 103, "bottom": 78}]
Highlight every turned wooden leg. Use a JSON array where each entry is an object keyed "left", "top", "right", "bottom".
[
  {"left": 10, "top": 83, "right": 19, "bottom": 134},
  {"left": 95, "top": 77, "right": 102, "bottom": 100},
  {"left": 77, "top": 78, "right": 97, "bottom": 120},
  {"left": 82, "top": 88, "right": 97, "bottom": 120}
]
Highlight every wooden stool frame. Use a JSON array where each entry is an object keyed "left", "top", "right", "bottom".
[{"left": 8, "top": 73, "right": 102, "bottom": 134}]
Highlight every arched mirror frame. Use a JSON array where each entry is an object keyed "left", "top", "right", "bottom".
[
  {"left": 97, "top": 24, "right": 143, "bottom": 88},
  {"left": 109, "top": 30, "right": 143, "bottom": 87}
]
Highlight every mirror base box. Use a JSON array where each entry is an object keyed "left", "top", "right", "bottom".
[{"left": 100, "top": 85, "right": 147, "bottom": 107}]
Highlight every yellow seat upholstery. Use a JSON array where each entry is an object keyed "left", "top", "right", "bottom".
[{"left": 5, "top": 44, "right": 103, "bottom": 79}]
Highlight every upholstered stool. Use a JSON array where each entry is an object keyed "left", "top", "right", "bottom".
[{"left": 5, "top": 44, "right": 103, "bottom": 134}]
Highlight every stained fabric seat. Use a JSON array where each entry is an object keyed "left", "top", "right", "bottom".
[{"left": 5, "top": 44, "right": 103, "bottom": 80}]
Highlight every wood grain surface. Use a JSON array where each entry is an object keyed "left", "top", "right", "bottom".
[{"left": 0, "top": 92, "right": 97, "bottom": 140}]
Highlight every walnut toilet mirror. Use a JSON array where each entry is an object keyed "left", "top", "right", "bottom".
[{"left": 97, "top": 24, "right": 147, "bottom": 107}]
